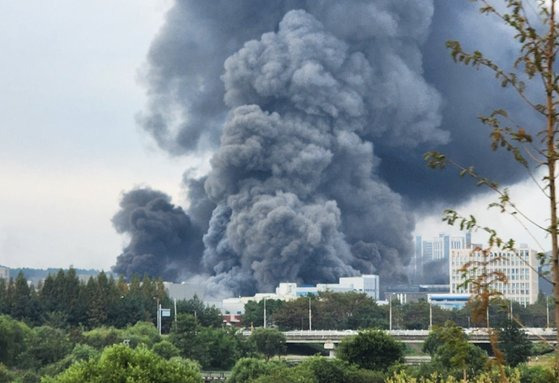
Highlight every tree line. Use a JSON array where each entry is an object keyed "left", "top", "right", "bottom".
[
  {"left": 0, "top": 310, "right": 288, "bottom": 381},
  {"left": 1, "top": 288, "right": 556, "bottom": 382},
  {"left": 3, "top": 310, "right": 554, "bottom": 382},
  {"left": 0, "top": 269, "right": 221, "bottom": 330},
  {"left": 1, "top": 270, "right": 555, "bottom": 332},
  {"left": 243, "top": 291, "right": 556, "bottom": 331}
]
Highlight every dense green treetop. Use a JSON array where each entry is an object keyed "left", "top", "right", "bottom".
[
  {"left": 497, "top": 322, "right": 532, "bottom": 367},
  {"left": 249, "top": 328, "right": 286, "bottom": 360},
  {"left": 337, "top": 329, "right": 404, "bottom": 371},
  {"left": 42, "top": 344, "right": 203, "bottom": 383}
]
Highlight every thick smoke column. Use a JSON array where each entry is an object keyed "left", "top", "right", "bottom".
[
  {"left": 202, "top": 7, "right": 444, "bottom": 295},
  {"left": 112, "top": 188, "right": 203, "bottom": 281},
  {"left": 140, "top": 0, "right": 532, "bottom": 204},
  {"left": 114, "top": 1, "right": 537, "bottom": 294}
]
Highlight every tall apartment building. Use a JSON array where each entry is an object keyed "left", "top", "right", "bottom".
[
  {"left": 412, "top": 233, "right": 469, "bottom": 283},
  {"left": 449, "top": 245, "right": 539, "bottom": 305}
]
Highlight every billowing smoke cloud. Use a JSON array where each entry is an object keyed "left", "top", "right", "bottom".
[
  {"left": 198, "top": 6, "right": 449, "bottom": 295},
  {"left": 112, "top": 188, "right": 203, "bottom": 281},
  {"left": 114, "top": 1, "right": 538, "bottom": 295},
  {"left": 140, "top": 1, "right": 534, "bottom": 203},
  {"left": 422, "top": 259, "right": 450, "bottom": 285}
]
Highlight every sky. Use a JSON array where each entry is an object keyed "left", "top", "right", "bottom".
[
  {"left": 0, "top": 0, "right": 194, "bottom": 269},
  {"left": 0, "top": 0, "right": 551, "bottom": 271}
]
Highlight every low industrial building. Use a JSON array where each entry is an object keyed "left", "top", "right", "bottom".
[
  {"left": 221, "top": 274, "right": 380, "bottom": 316},
  {"left": 384, "top": 284, "right": 450, "bottom": 304},
  {"left": 428, "top": 293, "right": 470, "bottom": 310}
]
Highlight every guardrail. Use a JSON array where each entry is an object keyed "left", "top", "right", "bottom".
[
  {"left": 243, "top": 328, "right": 558, "bottom": 344},
  {"left": 201, "top": 371, "right": 228, "bottom": 382}
]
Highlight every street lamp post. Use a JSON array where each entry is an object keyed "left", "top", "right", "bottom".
[
  {"left": 429, "top": 302, "right": 433, "bottom": 330},
  {"left": 308, "top": 297, "right": 312, "bottom": 331},
  {"left": 263, "top": 298, "right": 267, "bottom": 328},
  {"left": 154, "top": 297, "right": 161, "bottom": 336},
  {"left": 174, "top": 298, "right": 177, "bottom": 324},
  {"left": 390, "top": 298, "right": 393, "bottom": 331},
  {"left": 546, "top": 296, "right": 550, "bottom": 328},
  {"left": 158, "top": 302, "right": 162, "bottom": 335}
]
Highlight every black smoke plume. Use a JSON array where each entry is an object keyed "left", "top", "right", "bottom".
[
  {"left": 112, "top": 188, "right": 203, "bottom": 281},
  {"left": 114, "top": 1, "right": 538, "bottom": 295}
]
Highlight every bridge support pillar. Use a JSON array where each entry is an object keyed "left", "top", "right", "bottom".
[{"left": 324, "top": 341, "right": 335, "bottom": 358}]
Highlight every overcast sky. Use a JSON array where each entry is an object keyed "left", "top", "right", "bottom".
[
  {"left": 0, "top": 0, "right": 191, "bottom": 269},
  {"left": 0, "top": 0, "right": 550, "bottom": 271}
]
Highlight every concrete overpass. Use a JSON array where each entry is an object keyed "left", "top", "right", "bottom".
[
  {"left": 244, "top": 328, "right": 556, "bottom": 357},
  {"left": 243, "top": 328, "right": 557, "bottom": 345},
  {"left": 274, "top": 328, "right": 558, "bottom": 344}
]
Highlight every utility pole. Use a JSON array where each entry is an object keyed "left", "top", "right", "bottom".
[
  {"left": 389, "top": 296, "right": 392, "bottom": 331},
  {"left": 546, "top": 296, "right": 550, "bottom": 328},
  {"left": 156, "top": 298, "right": 161, "bottom": 336},
  {"left": 429, "top": 301, "right": 432, "bottom": 330},
  {"left": 308, "top": 297, "right": 312, "bottom": 331},
  {"left": 174, "top": 298, "right": 177, "bottom": 324},
  {"left": 263, "top": 298, "right": 267, "bottom": 328}
]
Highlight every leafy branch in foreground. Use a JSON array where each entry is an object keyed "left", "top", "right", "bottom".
[{"left": 427, "top": 0, "right": 559, "bottom": 374}]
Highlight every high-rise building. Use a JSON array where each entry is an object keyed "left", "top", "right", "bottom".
[
  {"left": 432, "top": 233, "right": 466, "bottom": 261},
  {"left": 449, "top": 245, "right": 539, "bottom": 305},
  {"left": 411, "top": 236, "right": 423, "bottom": 283},
  {"left": 412, "top": 233, "right": 469, "bottom": 283}
]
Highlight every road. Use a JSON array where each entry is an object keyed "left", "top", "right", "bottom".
[{"left": 243, "top": 328, "right": 558, "bottom": 344}]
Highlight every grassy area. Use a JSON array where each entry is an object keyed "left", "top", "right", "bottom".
[
  {"left": 404, "top": 343, "right": 429, "bottom": 356},
  {"left": 528, "top": 353, "right": 555, "bottom": 370}
]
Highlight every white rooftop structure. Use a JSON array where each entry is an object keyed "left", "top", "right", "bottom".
[
  {"left": 221, "top": 274, "right": 380, "bottom": 315},
  {"left": 276, "top": 274, "right": 379, "bottom": 300}
]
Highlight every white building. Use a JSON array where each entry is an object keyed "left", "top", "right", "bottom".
[
  {"left": 276, "top": 274, "right": 380, "bottom": 300},
  {"left": 428, "top": 293, "right": 471, "bottom": 310},
  {"left": 0, "top": 266, "right": 9, "bottom": 280},
  {"left": 336, "top": 275, "right": 380, "bottom": 298},
  {"left": 221, "top": 274, "right": 380, "bottom": 315},
  {"left": 450, "top": 245, "right": 539, "bottom": 305}
]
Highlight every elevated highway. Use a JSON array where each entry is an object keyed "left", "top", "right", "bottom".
[{"left": 244, "top": 328, "right": 557, "bottom": 345}]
